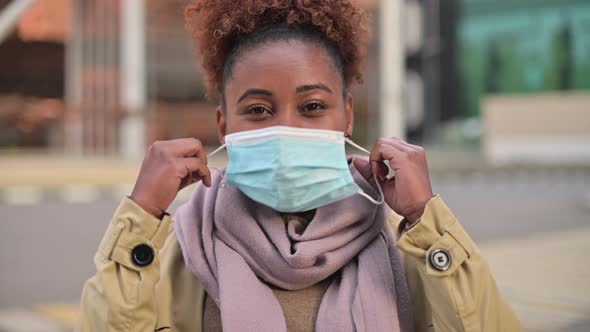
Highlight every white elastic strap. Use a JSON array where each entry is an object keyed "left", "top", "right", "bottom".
[
  {"left": 358, "top": 181, "right": 384, "bottom": 205},
  {"left": 345, "top": 138, "right": 371, "bottom": 154},
  {"left": 207, "top": 143, "right": 226, "bottom": 158},
  {"left": 345, "top": 138, "right": 385, "bottom": 205},
  {"left": 206, "top": 143, "right": 227, "bottom": 177}
]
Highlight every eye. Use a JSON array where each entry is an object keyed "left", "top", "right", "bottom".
[
  {"left": 301, "top": 101, "right": 327, "bottom": 113},
  {"left": 247, "top": 105, "right": 272, "bottom": 115}
]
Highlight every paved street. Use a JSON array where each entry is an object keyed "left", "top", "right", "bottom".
[{"left": 0, "top": 169, "right": 589, "bottom": 331}]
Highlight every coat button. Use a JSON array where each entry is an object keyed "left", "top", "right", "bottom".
[
  {"left": 131, "top": 244, "right": 154, "bottom": 267},
  {"left": 429, "top": 248, "right": 451, "bottom": 271}
]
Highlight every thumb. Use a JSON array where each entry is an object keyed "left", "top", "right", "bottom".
[{"left": 352, "top": 156, "right": 373, "bottom": 181}]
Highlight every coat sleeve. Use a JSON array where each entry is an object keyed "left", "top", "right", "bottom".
[
  {"left": 76, "top": 197, "right": 172, "bottom": 332},
  {"left": 394, "top": 195, "right": 523, "bottom": 332}
]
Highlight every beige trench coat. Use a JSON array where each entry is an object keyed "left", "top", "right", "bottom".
[{"left": 76, "top": 195, "right": 522, "bottom": 331}]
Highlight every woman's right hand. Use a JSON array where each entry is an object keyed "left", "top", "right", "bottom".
[{"left": 130, "top": 138, "right": 212, "bottom": 218}]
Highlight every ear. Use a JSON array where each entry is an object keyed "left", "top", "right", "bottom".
[
  {"left": 216, "top": 106, "right": 227, "bottom": 144},
  {"left": 344, "top": 92, "right": 354, "bottom": 137}
]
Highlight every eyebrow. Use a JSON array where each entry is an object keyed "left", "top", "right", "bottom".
[
  {"left": 236, "top": 88, "right": 273, "bottom": 104},
  {"left": 296, "top": 83, "right": 333, "bottom": 94},
  {"left": 235, "top": 84, "right": 333, "bottom": 105}
]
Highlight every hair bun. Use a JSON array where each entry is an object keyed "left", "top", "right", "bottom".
[{"left": 185, "top": 0, "right": 371, "bottom": 100}]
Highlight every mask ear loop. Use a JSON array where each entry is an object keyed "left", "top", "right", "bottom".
[
  {"left": 207, "top": 143, "right": 226, "bottom": 158},
  {"left": 344, "top": 138, "right": 385, "bottom": 205},
  {"left": 206, "top": 143, "right": 227, "bottom": 175}
]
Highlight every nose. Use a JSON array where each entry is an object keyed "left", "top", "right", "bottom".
[{"left": 275, "top": 104, "right": 304, "bottom": 128}]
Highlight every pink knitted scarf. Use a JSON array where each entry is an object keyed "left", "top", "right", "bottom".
[{"left": 174, "top": 158, "right": 412, "bottom": 331}]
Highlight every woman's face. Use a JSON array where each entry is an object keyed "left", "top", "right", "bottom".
[{"left": 216, "top": 40, "right": 354, "bottom": 142}]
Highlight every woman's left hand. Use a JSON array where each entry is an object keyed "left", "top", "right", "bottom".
[{"left": 354, "top": 137, "right": 433, "bottom": 224}]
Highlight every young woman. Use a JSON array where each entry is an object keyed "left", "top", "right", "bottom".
[{"left": 77, "top": 1, "right": 521, "bottom": 331}]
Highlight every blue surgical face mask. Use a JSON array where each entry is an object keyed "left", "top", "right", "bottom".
[{"left": 208, "top": 126, "right": 383, "bottom": 213}]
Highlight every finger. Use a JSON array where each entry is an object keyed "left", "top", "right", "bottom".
[
  {"left": 390, "top": 137, "right": 423, "bottom": 153},
  {"left": 180, "top": 157, "right": 212, "bottom": 188},
  {"left": 369, "top": 138, "right": 408, "bottom": 162},
  {"left": 169, "top": 138, "right": 208, "bottom": 165},
  {"left": 352, "top": 157, "right": 372, "bottom": 181},
  {"left": 191, "top": 158, "right": 212, "bottom": 188},
  {"left": 378, "top": 138, "right": 416, "bottom": 153},
  {"left": 372, "top": 143, "right": 411, "bottom": 179},
  {"left": 382, "top": 138, "right": 427, "bottom": 166},
  {"left": 369, "top": 143, "right": 386, "bottom": 179},
  {"left": 370, "top": 139, "right": 407, "bottom": 172}
]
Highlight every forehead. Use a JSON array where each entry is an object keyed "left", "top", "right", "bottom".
[{"left": 225, "top": 40, "right": 343, "bottom": 98}]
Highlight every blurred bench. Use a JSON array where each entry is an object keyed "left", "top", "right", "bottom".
[{"left": 482, "top": 93, "right": 590, "bottom": 165}]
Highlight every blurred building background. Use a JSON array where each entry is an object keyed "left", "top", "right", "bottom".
[
  {"left": 1, "top": 0, "right": 589, "bottom": 161},
  {"left": 0, "top": 0, "right": 217, "bottom": 155},
  {"left": 0, "top": 0, "right": 589, "bottom": 331}
]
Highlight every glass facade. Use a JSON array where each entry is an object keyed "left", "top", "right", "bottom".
[{"left": 459, "top": 0, "right": 590, "bottom": 116}]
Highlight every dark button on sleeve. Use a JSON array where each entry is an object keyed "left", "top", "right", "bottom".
[
  {"left": 131, "top": 244, "right": 154, "bottom": 267},
  {"left": 429, "top": 248, "right": 452, "bottom": 271}
]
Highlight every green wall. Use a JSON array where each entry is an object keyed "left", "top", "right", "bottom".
[{"left": 459, "top": 0, "right": 590, "bottom": 116}]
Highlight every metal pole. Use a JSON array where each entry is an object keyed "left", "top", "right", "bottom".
[
  {"left": 64, "top": 0, "right": 84, "bottom": 155},
  {"left": 379, "top": 0, "right": 405, "bottom": 139},
  {"left": 120, "top": 0, "right": 147, "bottom": 160},
  {"left": 0, "top": 0, "right": 38, "bottom": 44},
  {"left": 106, "top": 0, "right": 117, "bottom": 155},
  {"left": 422, "top": 0, "right": 441, "bottom": 141},
  {"left": 97, "top": 0, "right": 105, "bottom": 154}
]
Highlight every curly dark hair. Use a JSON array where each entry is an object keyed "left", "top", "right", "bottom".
[{"left": 185, "top": 0, "right": 371, "bottom": 101}]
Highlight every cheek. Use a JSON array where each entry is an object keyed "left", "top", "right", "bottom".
[
  {"left": 306, "top": 109, "right": 348, "bottom": 131},
  {"left": 222, "top": 111, "right": 240, "bottom": 134}
]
